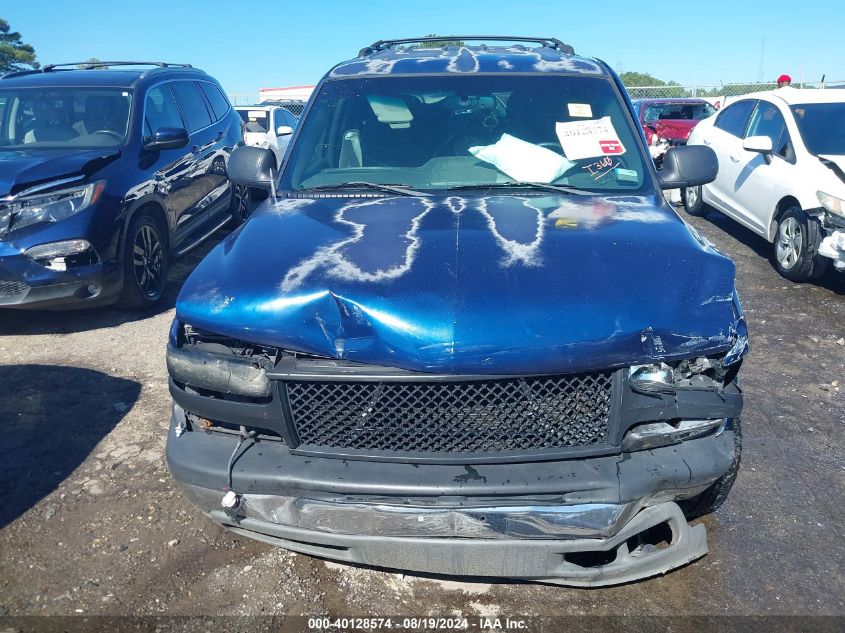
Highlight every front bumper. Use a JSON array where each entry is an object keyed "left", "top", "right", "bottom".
[
  {"left": 0, "top": 250, "right": 121, "bottom": 309},
  {"left": 167, "top": 405, "right": 737, "bottom": 586},
  {"left": 818, "top": 224, "right": 845, "bottom": 271}
]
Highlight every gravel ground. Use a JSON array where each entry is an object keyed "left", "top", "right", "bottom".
[{"left": 0, "top": 204, "right": 843, "bottom": 629}]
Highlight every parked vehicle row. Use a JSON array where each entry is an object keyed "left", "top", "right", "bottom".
[
  {"left": 683, "top": 88, "right": 845, "bottom": 281},
  {"left": 234, "top": 104, "right": 297, "bottom": 169},
  {"left": 632, "top": 97, "right": 716, "bottom": 165},
  {"left": 0, "top": 61, "right": 246, "bottom": 310}
]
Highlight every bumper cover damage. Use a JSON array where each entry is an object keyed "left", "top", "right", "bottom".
[{"left": 168, "top": 406, "right": 738, "bottom": 586}]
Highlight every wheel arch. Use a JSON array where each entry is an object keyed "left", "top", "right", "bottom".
[
  {"left": 118, "top": 198, "right": 171, "bottom": 263},
  {"left": 767, "top": 195, "right": 802, "bottom": 242}
]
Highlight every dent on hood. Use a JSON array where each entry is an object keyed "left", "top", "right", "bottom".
[{"left": 177, "top": 194, "right": 741, "bottom": 374}]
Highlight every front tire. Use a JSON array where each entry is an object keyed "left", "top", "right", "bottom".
[
  {"left": 773, "top": 207, "right": 828, "bottom": 282},
  {"left": 682, "top": 185, "right": 706, "bottom": 216},
  {"left": 680, "top": 418, "right": 742, "bottom": 519},
  {"left": 117, "top": 212, "right": 168, "bottom": 310}
]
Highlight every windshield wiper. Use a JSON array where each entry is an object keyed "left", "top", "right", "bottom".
[
  {"left": 446, "top": 182, "right": 590, "bottom": 195},
  {"left": 300, "top": 182, "right": 426, "bottom": 197}
]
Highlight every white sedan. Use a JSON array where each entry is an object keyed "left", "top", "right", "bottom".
[
  {"left": 234, "top": 105, "right": 297, "bottom": 168},
  {"left": 683, "top": 88, "right": 845, "bottom": 281}
]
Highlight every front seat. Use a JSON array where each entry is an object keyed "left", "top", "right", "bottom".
[{"left": 23, "top": 101, "right": 78, "bottom": 144}]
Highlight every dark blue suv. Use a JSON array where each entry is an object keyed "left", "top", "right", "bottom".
[
  {"left": 166, "top": 37, "right": 747, "bottom": 586},
  {"left": 0, "top": 61, "right": 246, "bottom": 310}
]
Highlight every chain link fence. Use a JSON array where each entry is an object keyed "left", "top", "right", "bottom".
[
  {"left": 227, "top": 94, "right": 307, "bottom": 117},
  {"left": 229, "top": 94, "right": 260, "bottom": 105},
  {"left": 625, "top": 80, "right": 845, "bottom": 101}
]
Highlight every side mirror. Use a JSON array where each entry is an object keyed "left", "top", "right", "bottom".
[
  {"left": 658, "top": 145, "right": 718, "bottom": 190},
  {"left": 276, "top": 125, "right": 294, "bottom": 136},
  {"left": 144, "top": 127, "right": 189, "bottom": 151},
  {"left": 742, "top": 135, "right": 773, "bottom": 154},
  {"left": 228, "top": 145, "right": 275, "bottom": 190}
]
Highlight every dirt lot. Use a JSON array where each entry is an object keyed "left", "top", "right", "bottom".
[{"left": 0, "top": 204, "right": 843, "bottom": 630}]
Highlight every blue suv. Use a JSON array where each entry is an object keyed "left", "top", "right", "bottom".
[
  {"left": 0, "top": 61, "right": 246, "bottom": 310},
  {"left": 166, "top": 37, "right": 748, "bottom": 586}
]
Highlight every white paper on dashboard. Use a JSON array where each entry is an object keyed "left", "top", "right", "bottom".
[{"left": 555, "top": 116, "right": 626, "bottom": 160}]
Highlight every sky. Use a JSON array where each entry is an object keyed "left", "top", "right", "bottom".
[{"left": 5, "top": 0, "right": 844, "bottom": 98}]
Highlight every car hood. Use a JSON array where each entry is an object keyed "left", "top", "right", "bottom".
[
  {"left": 653, "top": 119, "right": 699, "bottom": 142},
  {"left": 176, "top": 193, "right": 739, "bottom": 375},
  {"left": 0, "top": 148, "right": 120, "bottom": 197}
]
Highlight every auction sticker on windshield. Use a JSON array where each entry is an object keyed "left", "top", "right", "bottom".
[{"left": 556, "top": 116, "right": 626, "bottom": 160}]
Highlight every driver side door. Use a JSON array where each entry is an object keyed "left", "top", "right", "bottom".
[{"left": 143, "top": 84, "right": 198, "bottom": 234}]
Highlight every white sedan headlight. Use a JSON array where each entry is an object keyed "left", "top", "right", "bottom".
[
  {"left": 817, "top": 190, "right": 845, "bottom": 218},
  {"left": 10, "top": 181, "right": 105, "bottom": 232}
]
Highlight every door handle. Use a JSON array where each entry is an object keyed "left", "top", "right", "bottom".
[
  {"left": 702, "top": 138, "right": 711, "bottom": 145},
  {"left": 729, "top": 154, "right": 740, "bottom": 162}
]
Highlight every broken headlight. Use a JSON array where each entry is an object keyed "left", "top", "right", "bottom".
[
  {"left": 630, "top": 352, "right": 742, "bottom": 397},
  {"left": 629, "top": 363, "right": 675, "bottom": 395},
  {"left": 818, "top": 190, "right": 845, "bottom": 219},
  {"left": 167, "top": 322, "right": 279, "bottom": 399}
]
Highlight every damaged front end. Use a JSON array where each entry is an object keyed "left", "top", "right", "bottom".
[{"left": 166, "top": 303, "right": 746, "bottom": 586}]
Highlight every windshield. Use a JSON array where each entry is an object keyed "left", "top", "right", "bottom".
[
  {"left": 282, "top": 74, "right": 650, "bottom": 193},
  {"left": 0, "top": 87, "right": 132, "bottom": 150},
  {"left": 643, "top": 101, "right": 716, "bottom": 122},
  {"left": 791, "top": 102, "right": 845, "bottom": 155}
]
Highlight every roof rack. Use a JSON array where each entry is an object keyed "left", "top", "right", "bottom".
[
  {"left": 358, "top": 36, "right": 575, "bottom": 58},
  {"left": 41, "top": 61, "right": 193, "bottom": 71}
]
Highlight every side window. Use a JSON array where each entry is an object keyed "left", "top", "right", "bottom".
[
  {"left": 747, "top": 101, "right": 794, "bottom": 162},
  {"left": 746, "top": 101, "right": 785, "bottom": 142},
  {"left": 169, "top": 81, "right": 213, "bottom": 133},
  {"left": 144, "top": 85, "right": 184, "bottom": 137},
  {"left": 714, "top": 100, "right": 756, "bottom": 137},
  {"left": 275, "top": 108, "right": 295, "bottom": 130},
  {"left": 775, "top": 126, "right": 795, "bottom": 162},
  {"left": 199, "top": 82, "right": 231, "bottom": 121}
]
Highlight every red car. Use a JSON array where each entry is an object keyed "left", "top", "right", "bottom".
[{"left": 632, "top": 98, "right": 717, "bottom": 152}]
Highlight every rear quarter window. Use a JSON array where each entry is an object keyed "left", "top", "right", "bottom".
[{"left": 199, "top": 82, "right": 231, "bottom": 121}]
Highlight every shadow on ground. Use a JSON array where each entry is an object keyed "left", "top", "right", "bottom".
[
  {"left": 700, "top": 207, "right": 845, "bottom": 294},
  {"left": 0, "top": 364, "right": 141, "bottom": 528}
]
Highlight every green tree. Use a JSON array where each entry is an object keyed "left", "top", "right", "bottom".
[
  {"left": 619, "top": 71, "right": 666, "bottom": 87},
  {"left": 416, "top": 34, "right": 466, "bottom": 48},
  {"left": 0, "top": 18, "right": 38, "bottom": 73},
  {"left": 77, "top": 57, "right": 105, "bottom": 69}
]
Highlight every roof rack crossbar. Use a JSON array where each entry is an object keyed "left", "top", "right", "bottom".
[
  {"left": 358, "top": 36, "right": 574, "bottom": 58},
  {"left": 40, "top": 61, "right": 193, "bottom": 72}
]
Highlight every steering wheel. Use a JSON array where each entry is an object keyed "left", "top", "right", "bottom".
[{"left": 91, "top": 130, "right": 123, "bottom": 141}]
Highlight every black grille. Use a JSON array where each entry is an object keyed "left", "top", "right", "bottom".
[
  {"left": 0, "top": 280, "right": 29, "bottom": 298},
  {"left": 286, "top": 372, "right": 614, "bottom": 454}
]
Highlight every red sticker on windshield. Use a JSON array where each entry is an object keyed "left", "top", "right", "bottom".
[{"left": 599, "top": 140, "right": 624, "bottom": 154}]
